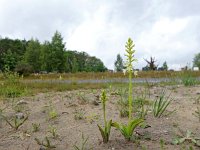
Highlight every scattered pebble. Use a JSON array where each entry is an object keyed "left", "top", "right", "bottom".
[
  {"left": 15, "top": 112, "right": 24, "bottom": 119},
  {"left": 39, "top": 146, "right": 46, "bottom": 150},
  {"left": 16, "top": 100, "right": 28, "bottom": 105},
  {"left": 92, "top": 100, "right": 100, "bottom": 106}
]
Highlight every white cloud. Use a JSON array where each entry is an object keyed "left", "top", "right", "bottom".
[
  {"left": 135, "top": 16, "right": 198, "bottom": 70},
  {"left": 153, "top": 17, "right": 189, "bottom": 35},
  {"left": 0, "top": 0, "right": 200, "bottom": 70}
]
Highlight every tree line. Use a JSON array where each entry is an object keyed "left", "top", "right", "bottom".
[
  {"left": 114, "top": 53, "right": 200, "bottom": 72},
  {"left": 114, "top": 54, "right": 169, "bottom": 72},
  {"left": 0, "top": 31, "right": 107, "bottom": 74}
]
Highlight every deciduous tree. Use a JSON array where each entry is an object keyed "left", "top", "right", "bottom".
[
  {"left": 114, "top": 54, "right": 124, "bottom": 72},
  {"left": 50, "top": 31, "right": 66, "bottom": 72},
  {"left": 24, "top": 39, "right": 41, "bottom": 72},
  {"left": 144, "top": 57, "right": 157, "bottom": 70},
  {"left": 162, "top": 61, "right": 168, "bottom": 71},
  {"left": 193, "top": 53, "right": 200, "bottom": 69}
]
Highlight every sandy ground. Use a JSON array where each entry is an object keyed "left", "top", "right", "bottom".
[{"left": 0, "top": 85, "right": 200, "bottom": 150}]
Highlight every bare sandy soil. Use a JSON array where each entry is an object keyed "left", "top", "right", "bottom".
[{"left": 0, "top": 85, "right": 200, "bottom": 150}]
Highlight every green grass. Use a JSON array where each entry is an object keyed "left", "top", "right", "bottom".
[
  {"left": 0, "top": 79, "right": 197, "bottom": 100},
  {"left": 152, "top": 91, "right": 172, "bottom": 118},
  {"left": 0, "top": 70, "right": 199, "bottom": 99},
  {"left": 0, "top": 71, "right": 199, "bottom": 81},
  {"left": 0, "top": 80, "right": 109, "bottom": 99},
  {"left": 181, "top": 75, "right": 198, "bottom": 86}
]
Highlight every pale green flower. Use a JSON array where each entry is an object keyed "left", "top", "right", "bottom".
[
  {"left": 59, "top": 75, "right": 62, "bottom": 80},
  {"left": 134, "top": 71, "right": 138, "bottom": 77}
]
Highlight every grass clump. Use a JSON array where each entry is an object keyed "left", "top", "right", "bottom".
[
  {"left": 48, "top": 125, "right": 58, "bottom": 138},
  {"left": 32, "top": 123, "right": 40, "bottom": 132},
  {"left": 48, "top": 109, "right": 58, "bottom": 120},
  {"left": 172, "top": 130, "right": 200, "bottom": 147},
  {"left": 73, "top": 133, "right": 92, "bottom": 150},
  {"left": 181, "top": 72, "right": 197, "bottom": 86},
  {"left": 193, "top": 107, "right": 200, "bottom": 122},
  {"left": 74, "top": 109, "right": 85, "bottom": 120},
  {"left": 0, "top": 69, "right": 28, "bottom": 98},
  {"left": 35, "top": 137, "right": 56, "bottom": 149},
  {"left": 77, "top": 92, "right": 88, "bottom": 105},
  {"left": 152, "top": 92, "right": 171, "bottom": 118},
  {"left": 0, "top": 114, "right": 28, "bottom": 130},
  {"left": 46, "top": 102, "right": 58, "bottom": 120},
  {"left": 152, "top": 91, "right": 172, "bottom": 118}
]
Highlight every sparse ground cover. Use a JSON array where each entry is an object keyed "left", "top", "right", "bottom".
[{"left": 0, "top": 84, "right": 200, "bottom": 150}]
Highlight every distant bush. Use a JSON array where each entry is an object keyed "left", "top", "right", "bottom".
[
  {"left": 181, "top": 71, "right": 198, "bottom": 86},
  {"left": 181, "top": 75, "right": 197, "bottom": 86},
  {"left": 0, "top": 69, "right": 27, "bottom": 98},
  {"left": 15, "top": 63, "right": 33, "bottom": 76}
]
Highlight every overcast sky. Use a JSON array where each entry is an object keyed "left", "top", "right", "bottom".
[{"left": 0, "top": 0, "right": 199, "bottom": 70}]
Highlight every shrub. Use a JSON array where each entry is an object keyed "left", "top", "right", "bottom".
[
  {"left": 0, "top": 69, "right": 27, "bottom": 98},
  {"left": 15, "top": 63, "right": 33, "bottom": 76},
  {"left": 181, "top": 72, "right": 197, "bottom": 86}
]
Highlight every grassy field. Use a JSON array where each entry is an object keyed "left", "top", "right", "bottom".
[
  {"left": 0, "top": 71, "right": 200, "bottom": 99},
  {"left": 1, "top": 70, "right": 200, "bottom": 81}
]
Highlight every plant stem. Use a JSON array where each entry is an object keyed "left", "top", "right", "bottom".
[
  {"left": 103, "top": 99, "right": 107, "bottom": 125},
  {"left": 101, "top": 90, "right": 107, "bottom": 126},
  {"left": 128, "top": 70, "right": 132, "bottom": 121}
]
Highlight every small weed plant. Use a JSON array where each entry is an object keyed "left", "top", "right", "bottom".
[
  {"left": 11, "top": 100, "right": 28, "bottom": 113},
  {"left": 74, "top": 108, "right": 85, "bottom": 120},
  {"left": 97, "top": 90, "right": 112, "bottom": 143},
  {"left": 47, "top": 102, "right": 58, "bottom": 120},
  {"left": 73, "top": 133, "right": 92, "bottom": 150},
  {"left": 48, "top": 125, "right": 58, "bottom": 138},
  {"left": 32, "top": 123, "right": 40, "bottom": 132},
  {"left": 77, "top": 92, "right": 88, "bottom": 104},
  {"left": 0, "top": 114, "right": 28, "bottom": 130},
  {"left": 172, "top": 130, "right": 200, "bottom": 147},
  {"left": 160, "top": 139, "right": 166, "bottom": 150},
  {"left": 152, "top": 91, "right": 172, "bottom": 118},
  {"left": 35, "top": 137, "right": 56, "bottom": 149},
  {"left": 134, "top": 96, "right": 150, "bottom": 119},
  {"left": 117, "top": 87, "right": 129, "bottom": 117},
  {"left": 85, "top": 113, "right": 100, "bottom": 123},
  {"left": 137, "top": 103, "right": 148, "bottom": 120},
  {"left": 48, "top": 109, "right": 58, "bottom": 119},
  {"left": 3, "top": 67, "right": 20, "bottom": 84},
  {"left": 0, "top": 106, "right": 7, "bottom": 127},
  {"left": 193, "top": 107, "right": 200, "bottom": 122},
  {"left": 181, "top": 72, "right": 197, "bottom": 86},
  {"left": 0, "top": 68, "right": 27, "bottom": 98},
  {"left": 111, "top": 38, "right": 143, "bottom": 141},
  {"left": 194, "top": 96, "right": 200, "bottom": 104}
]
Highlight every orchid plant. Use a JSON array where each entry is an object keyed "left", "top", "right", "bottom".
[{"left": 111, "top": 38, "right": 143, "bottom": 141}]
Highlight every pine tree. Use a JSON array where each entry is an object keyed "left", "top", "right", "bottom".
[{"left": 162, "top": 61, "right": 168, "bottom": 71}]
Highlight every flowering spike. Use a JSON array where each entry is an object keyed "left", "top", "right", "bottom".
[{"left": 124, "top": 38, "right": 137, "bottom": 120}]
